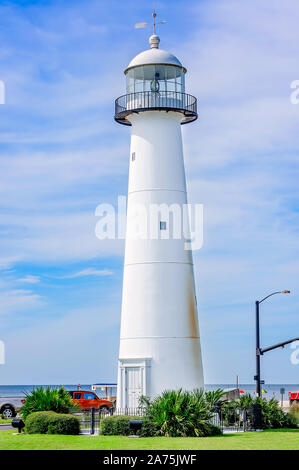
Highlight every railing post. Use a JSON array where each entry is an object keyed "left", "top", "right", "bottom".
[
  {"left": 90, "top": 407, "right": 95, "bottom": 435},
  {"left": 243, "top": 409, "right": 247, "bottom": 432},
  {"left": 98, "top": 410, "right": 102, "bottom": 433}
]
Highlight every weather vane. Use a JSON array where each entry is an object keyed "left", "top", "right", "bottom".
[{"left": 135, "top": 9, "right": 166, "bottom": 35}]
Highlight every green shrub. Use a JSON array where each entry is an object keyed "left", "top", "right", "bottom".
[
  {"left": 284, "top": 412, "right": 298, "bottom": 428},
  {"left": 289, "top": 402, "right": 299, "bottom": 427},
  {"left": 25, "top": 411, "right": 80, "bottom": 435},
  {"left": 259, "top": 397, "right": 289, "bottom": 429},
  {"left": 221, "top": 402, "right": 240, "bottom": 427},
  {"left": 46, "top": 413, "right": 80, "bottom": 435},
  {"left": 205, "top": 389, "right": 227, "bottom": 410},
  {"left": 239, "top": 393, "right": 254, "bottom": 409},
  {"left": 25, "top": 411, "right": 50, "bottom": 434},
  {"left": 21, "top": 386, "right": 74, "bottom": 421},
  {"left": 245, "top": 397, "right": 297, "bottom": 429},
  {"left": 138, "top": 416, "right": 159, "bottom": 437},
  {"left": 206, "top": 423, "right": 223, "bottom": 436},
  {"left": 224, "top": 394, "right": 298, "bottom": 429},
  {"left": 100, "top": 416, "right": 131, "bottom": 436},
  {"left": 141, "top": 389, "right": 222, "bottom": 437},
  {"left": 99, "top": 415, "right": 158, "bottom": 437}
]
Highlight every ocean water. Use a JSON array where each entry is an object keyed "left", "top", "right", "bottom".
[
  {"left": 0, "top": 384, "right": 298, "bottom": 400},
  {"left": 204, "top": 384, "right": 299, "bottom": 400},
  {"left": 0, "top": 385, "right": 106, "bottom": 398}
]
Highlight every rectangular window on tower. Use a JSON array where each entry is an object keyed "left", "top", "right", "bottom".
[
  {"left": 160, "top": 221, "right": 167, "bottom": 230},
  {"left": 131, "top": 152, "right": 136, "bottom": 161}
]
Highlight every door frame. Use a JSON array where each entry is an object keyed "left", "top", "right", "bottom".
[{"left": 117, "top": 358, "right": 151, "bottom": 409}]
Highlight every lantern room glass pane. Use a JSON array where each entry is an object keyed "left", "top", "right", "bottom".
[
  {"left": 135, "top": 66, "right": 144, "bottom": 93},
  {"left": 127, "top": 69, "right": 135, "bottom": 94},
  {"left": 166, "top": 65, "right": 176, "bottom": 92},
  {"left": 126, "top": 64, "right": 185, "bottom": 95},
  {"left": 176, "top": 68, "right": 182, "bottom": 90},
  {"left": 143, "top": 65, "right": 155, "bottom": 92}
]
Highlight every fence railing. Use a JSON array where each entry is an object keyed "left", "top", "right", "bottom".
[
  {"left": 72, "top": 406, "right": 257, "bottom": 435},
  {"left": 115, "top": 91, "right": 197, "bottom": 125},
  {"left": 73, "top": 408, "right": 147, "bottom": 435},
  {"left": 107, "top": 407, "right": 146, "bottom": 416}
]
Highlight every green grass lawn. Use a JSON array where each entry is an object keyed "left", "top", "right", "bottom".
[
  {"left": 0, "top": 419, "right": 12, "bottom": 424},
  {"left": 0, "top": 429, "right": 298, "bottom": 450}
]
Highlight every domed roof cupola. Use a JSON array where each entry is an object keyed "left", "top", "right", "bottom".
[
  {"left": 125, "top": 34, "right": 186, "bottom": 97},
  {"left": 124, "top": 35, "right": 186, "bottom": 73},
  {"left": 114, "top": 11, "right": 197, "bottom": 126}
]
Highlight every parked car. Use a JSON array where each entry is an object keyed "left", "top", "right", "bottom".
[
  {"left": 0, "top": 397, "right": 25, "bottom": 419},
  {"left": 68, "top": 390, "right": 113, "bottom": 412}
]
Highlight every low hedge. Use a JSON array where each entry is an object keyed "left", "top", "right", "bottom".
[
  {"left": 99, "top": 415, "right": 158, "bottom": 437},
  {"left": 25, "top": 411, "right": 80, "bottom": 435},
  {"left": 289, "top": 402, "right": 299, "bottom": 426}
]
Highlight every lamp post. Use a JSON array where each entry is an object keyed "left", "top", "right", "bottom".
[{"left": 255, "top": 290, "right": 291, "bottom": 397}]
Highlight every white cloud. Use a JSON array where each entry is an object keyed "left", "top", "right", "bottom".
[
  {"left": 0, "top": 256, "right": 22, "bottom": 270},
  {"left": 0, "top": 212, "right": 124, "bottom": 263},
  {"left": 62, "top": 268, "right": 113, "bottom": 278},
  {"left": 0, "top": 288, "right": 43, "bottom": 315},
  {"left": 17, "top": 275, "right": 40, "bottom": 284}
]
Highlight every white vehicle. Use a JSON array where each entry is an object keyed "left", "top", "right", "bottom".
[{"left": 0, "top": 396, "right": 24, "bottom": 419}]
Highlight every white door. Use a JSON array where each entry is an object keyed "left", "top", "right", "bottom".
[{"left": 125, "top": 367, "right": 142, "bottom": 409}]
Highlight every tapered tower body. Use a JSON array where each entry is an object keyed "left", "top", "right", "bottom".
[{"left": 115, "top": 33, "right": 204, "bottom": 408}]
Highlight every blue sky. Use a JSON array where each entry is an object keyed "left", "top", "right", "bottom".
[{"left": 0, "top": 0, "right": 299, "bottom": 385}]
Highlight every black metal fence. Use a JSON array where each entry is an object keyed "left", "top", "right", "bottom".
[
  {"left": 73, "top": 405, "right": 259, "bottom": 435},
  {"left": 214, "top": 408, "right": 248, "bottom": 432},
  {"left": 115, "top": 91, "right": 197, "bottom": 125},
  {"left": 73, "top": 408, "right": 147, "bottom": 435},
  {"left": 211, "top": 404, "right": 262, "bottom": 432},
  {"left": 106, "top": 407, "right": 146, "bottom": 416}
]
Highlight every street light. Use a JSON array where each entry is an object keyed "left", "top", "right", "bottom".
[{"left": 255, "top": 290, "right": 294, "bottom": 397}]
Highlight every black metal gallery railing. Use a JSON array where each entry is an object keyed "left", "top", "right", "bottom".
[{"left": 115, "top": 91, "right": 198, "bottom": 125}]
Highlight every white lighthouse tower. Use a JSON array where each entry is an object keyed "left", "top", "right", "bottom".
[{"left": 115, "top": 20, "right": 204, "bottom": 409}]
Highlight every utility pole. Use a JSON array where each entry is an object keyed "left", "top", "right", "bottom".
[
  {"left": 255, "top": 301, "right": 261, "bottom": 397},
  {"left": 236, "top": 374, "right": 240, "bottom": 398},
  {"left": 254, "top": 290, "right": 299, "bottom": 398}
]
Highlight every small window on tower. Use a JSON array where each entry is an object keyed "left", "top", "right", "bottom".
[
  {"left": 131, "top": 152, "right": 136, "bottom": 161},
  {"left": 160, "top": 221, "right": 167, "bottom": 230}
]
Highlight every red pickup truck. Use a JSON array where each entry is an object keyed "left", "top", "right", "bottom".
[
  {"left": 69, "top": 390, "right": 113, "bottom": 411},
  {"left": 289, "top": 392, "right": 299, "bottom": 404}
]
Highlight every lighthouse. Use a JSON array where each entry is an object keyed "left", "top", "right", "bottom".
[{"left": 115, "top": 21, "right": 204, "bottom": 409}]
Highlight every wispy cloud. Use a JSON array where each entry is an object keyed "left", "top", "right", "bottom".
[
  {"left": 61, "top": 268, "right": 114, "bottom": 278},
  {"left": 0, "top": 288, "right": 43, "bottom": 315},
  {"left": 17, "top": 275, "right": 40, "bottom": 284},
  {"left": 0, "top": 256, "right": 22, "bottom": 270}
]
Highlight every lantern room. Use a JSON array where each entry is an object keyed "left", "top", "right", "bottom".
[
  {"left": 125, "top": 35, "right": 186, "bottom": 95},
  {"left": 114, "top": 34, "right": 197, "bottom": 126}
]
